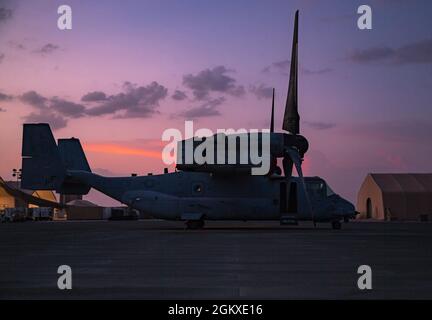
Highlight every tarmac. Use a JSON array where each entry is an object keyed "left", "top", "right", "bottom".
[{"left": 0, "top": 220, "right": 431, "bottom": 299}]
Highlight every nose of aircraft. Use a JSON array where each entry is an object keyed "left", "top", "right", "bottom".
[
  {"left": 335, "top": 197, "right": 356, "bottom": 218},
  {"left": 324, "top": 194, "right": 355, "bottom": 219}
]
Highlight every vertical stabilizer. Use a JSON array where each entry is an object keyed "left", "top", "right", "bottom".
[
  {"left": 58, "top": 138, "right": 91, "bottom": 172},
  {"left": 21, "top": 123, "right": 65, "bottom": 190}
]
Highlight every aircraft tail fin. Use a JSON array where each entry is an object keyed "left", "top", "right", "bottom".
[
  {"left": 21, "top": 123, "right": 66, "bottom": 191},
  {"left": 21, "top": 123, "right": 91, "bottom": 195},
  {"left": 57, "top": 137, "right": 92, "bottom": 194},
  {"left": 58, "top": 138, "right": 91, "bottom": 172}
]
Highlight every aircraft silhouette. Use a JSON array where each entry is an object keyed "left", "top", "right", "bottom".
[{"left": 21, "top": 10, "right": 355, "bottom": 229}]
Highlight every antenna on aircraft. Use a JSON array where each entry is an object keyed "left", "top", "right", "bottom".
[{"left": 270, "top": 88, "right": 275, "bottom": 133}]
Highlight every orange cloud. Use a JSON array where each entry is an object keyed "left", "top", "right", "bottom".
[{"left": 83, "top": 143, "right": 162, "bottom": 159}]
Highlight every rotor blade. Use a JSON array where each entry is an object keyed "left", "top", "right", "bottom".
[
  {"left": 286, "top": 147, "right": 314, "bottom": 221},
  {"left": 282, "top": 10, "right": 300, "bottom": 134},
  {"left": 270, "top": 88, "right": 275, "bottom": 133}
]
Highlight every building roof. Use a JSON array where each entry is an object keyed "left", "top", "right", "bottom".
[
  {"left": 0, "top": 176, "right": 61, "bottom": 208},
  {"left": 4, "top": 181, "right": 34, "bottom": 195},
  {"left": 66, "top": 199, "right": 99, "bottom": 207},
  {"left": 370, "top": 173, "right": 432, "bottom": 193}
]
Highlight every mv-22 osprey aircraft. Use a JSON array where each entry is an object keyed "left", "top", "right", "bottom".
[{"left": 21, "top": 11, "right": 355, "bottom": 229}]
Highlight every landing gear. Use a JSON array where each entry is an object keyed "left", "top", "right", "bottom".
[
  {"left": 331, "top": 220, "right": 342, "bottom": 230},
  {"left": 280, "top": 216, "right": 298, "bottom": 225},
  {"left": 186, "top": 219, "right": 205, "bottom": 230}
]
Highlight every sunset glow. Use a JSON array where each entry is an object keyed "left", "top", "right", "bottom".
[
  {"left": 1, "top": 0, "right": 432, "bottom": 206},
  {"left": 83, "top": 144, "right": 162, "bottom": 160}
]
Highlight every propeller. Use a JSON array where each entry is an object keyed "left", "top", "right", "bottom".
[
  {"left": 282, "top": 10, "right": 300, "bottom": 179},
  {"left": 282, "top": 10, "right": 300, "bottom": 135},
  {"left": 280, "top": 10, "right": 314, "bottom": 222}
]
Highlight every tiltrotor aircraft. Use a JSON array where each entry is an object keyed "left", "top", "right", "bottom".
[{"left": 21, "top": 10, "right": 355, "bottom": 229}]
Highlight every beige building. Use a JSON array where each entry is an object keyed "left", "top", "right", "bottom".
[
  {"left": 65, "top": 199, "right": 104, "bottom": 220},
  {"left": 357, "top": 173, "right": 432, "bottom": 221}
]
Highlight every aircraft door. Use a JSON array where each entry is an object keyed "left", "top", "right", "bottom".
[
  {"left": 279, "top": 182, "right": 287, "bottom": 213},
  {"left": 287, "top": 182, "right": 297, "bottom": 213},
  {"left": 280, "top": 181, "right": 297, "bottom": 215}
]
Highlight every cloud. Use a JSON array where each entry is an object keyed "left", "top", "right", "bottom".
[
  {"left": 20, "top": 91, "right": 48, "bottom": 109},
  {"left": 171, "top": 90, "right": 187, "bottom": 101},
  {"left": 304, "top": 121, "right": 336, "bottom": 130},
  {"left": 263, "top": 59, "right": 333, "bottom": 76},
  {"left": 348, "top": 47, "right": 394, "bottom": 63},
  {"left": 21, "top": 91, "right": 86, "bottom": 118},
  {"left": 262, "top": 59, "right": 290, "bottom": 75},
  {"left": 348, "top": 39, "right": 432, "bottom": 65},
  {"left": 24, "top": 112, "right": 68, "bottom": 130},
  {"left": 85, "top": 81, "right": 168, "bottom": 118},
  {"left": 8, "top": 41, "right": 25, "bottom": 50},
  {"left": 50, "top": 98, "right": 86, "bottom": 118},
  {"left": 0, "top": 91, "right": 12, "bottom": 101},
  {"left": 177, "top": 97, "right": 225, "bottom": 118},
  {"left": 20, "top": 81, "right": 168, "bottom": 129},
  {"left": 33, "top": 43, "right": 60, "bottom": 55},
  {"left": 20, "top": 91, "right": 85, "bottom": 130},
  {"left": 81, "top": 91, "right": 107, "bottom": 102},
  {"left": 0, "top": 53, "right": 4, "bottom": 63},
  {"left": 0, "top": 7, "right": 13, "bottom": 22},
  {"left": 183, "top": 66, "right": 245, "bottom": 100},
  {"left": 249, "top": 84, "right": 273, "bottom": 100},
  {"left": 302, "top": 67, "right": 333, "bottom": 75}
]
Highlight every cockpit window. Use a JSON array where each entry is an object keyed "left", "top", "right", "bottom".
[
  {"left": 305, "top": 179, "right": 337, "bottom": 198},
  {"left": 326, "top": 184, "right": 335, "bottom": 197},
  {"left": 306, "top": 181, "right": 326, "bottom": 197}
]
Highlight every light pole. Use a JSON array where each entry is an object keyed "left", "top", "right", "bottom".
[{"left": 12, "top": 168, "right": 22, "bottom": 186}]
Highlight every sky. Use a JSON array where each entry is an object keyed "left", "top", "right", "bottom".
[{"left": 1, "top": 0, "right": 432, "bottom": 206}]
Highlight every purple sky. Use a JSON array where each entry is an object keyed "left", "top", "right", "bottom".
[{"left": 1, "top": 0, "right": 432, "bottom": 205}]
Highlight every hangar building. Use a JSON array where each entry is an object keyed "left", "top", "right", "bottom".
[
  {"left": 0, "top": 178, "right": 58, "bottom": 209},
  {"left": 357, "top": 173, "right": 432, "bottom": 221}
]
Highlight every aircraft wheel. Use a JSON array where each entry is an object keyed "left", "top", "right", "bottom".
[
  {"left": 331, "top": 220, "right": 342, "bottom": 230},
  {"left": 186, "top": 220, "right": 204, "bottom": 229}
]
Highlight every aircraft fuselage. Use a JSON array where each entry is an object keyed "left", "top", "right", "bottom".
[{"left": 69, "top": 170, "right": 354, "bottom": 222}]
